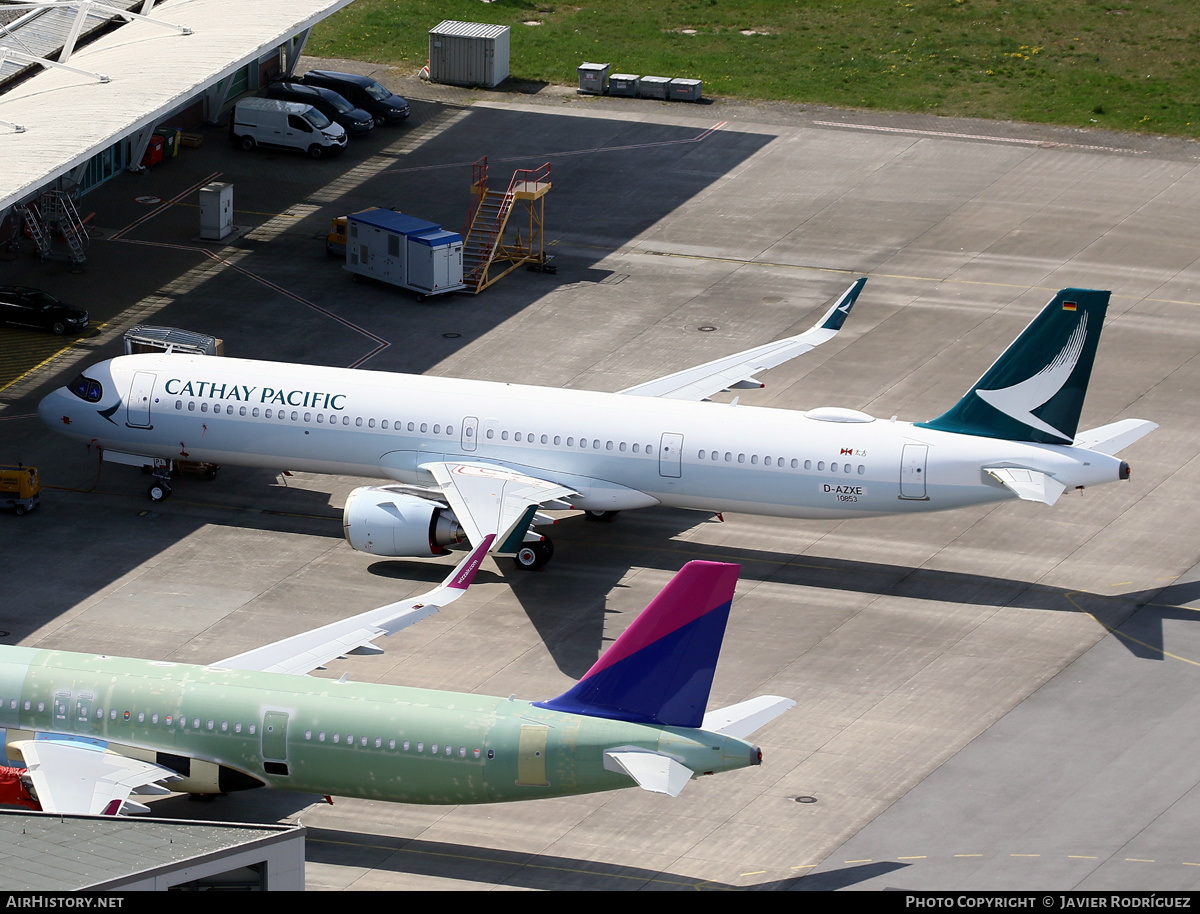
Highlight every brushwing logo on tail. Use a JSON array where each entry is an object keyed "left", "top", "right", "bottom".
[{"left": 973, "top": 313, "right": 1088, "bottom": 442}]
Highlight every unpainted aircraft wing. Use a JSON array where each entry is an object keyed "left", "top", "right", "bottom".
[
  {"left": 215, "top": 534, "right": 494, "bottom": 676},
  {"left": 618, "top": 277, "right": 866, "bottom": 401},
  {"left": 13, "top": 737, "right": 178, "bottom": 816},
  {"left": 423, "top": 461, "right": 577, "bottom": 553},
  {"left": 701, "top": 695, "right": 796, "bottom": 739},
  {"left": 984, "top": 467, "right": 1067, "bottom": 506}
]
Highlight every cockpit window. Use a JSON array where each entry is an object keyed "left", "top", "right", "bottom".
[{"left": 68, "top": 373, "right": 103, "bottom": 403}]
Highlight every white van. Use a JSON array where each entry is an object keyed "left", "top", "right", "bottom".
[{"left": 231, "top": 98, "right": 347, "bottom": 158}]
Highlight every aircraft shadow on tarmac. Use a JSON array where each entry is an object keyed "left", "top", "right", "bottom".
[
  {"left": 790, "top": 860, "right": 910, "bottom": 891},
  {"left": 357, "top": 505, "right": 1186, "bottom": 678}
]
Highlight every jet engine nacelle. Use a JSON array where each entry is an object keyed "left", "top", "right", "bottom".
[{"left": 343, "top": 487, "right": 466, "bottom": 557}]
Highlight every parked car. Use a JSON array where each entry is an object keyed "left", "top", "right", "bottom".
[
  {"left": 230, "top": 98, "right": 347, "bottom": 158},
  {"left": 299, "top": 70, "right": 410, "bottom": 125},
  {"left": 265, "top": 81, "right": 375, "bottom": 137},
  {"left": 0, "top": 286, "right": 88, "bottom": 334}
]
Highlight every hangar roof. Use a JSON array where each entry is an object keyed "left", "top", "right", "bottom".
[{"left": 0, "top": 0, "right": 355, "bottom": 215}]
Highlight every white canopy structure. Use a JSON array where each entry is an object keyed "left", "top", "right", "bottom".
[{"left": 0, "top": 0, "right": 355, "bottom": 220}]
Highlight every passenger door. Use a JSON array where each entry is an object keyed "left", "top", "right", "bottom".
[
  {"left": 900, "top": 444, "right": 928, "bottom": 499},
  {"left": 126, "top": 371, "right": 156, "bottom": 429},
  {"left": 659, "top": 432, "right": 684, "bottom": 478}
]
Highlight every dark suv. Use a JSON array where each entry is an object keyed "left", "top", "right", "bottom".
[
  {"left": 265, "top": 81, "right": 375, "bottom": 136},
  {"left": 299, "top": 70, "right": 410, "bottom": 125},
  {"left": 0, "top": 286, "right": 88, "bottom": 334}
]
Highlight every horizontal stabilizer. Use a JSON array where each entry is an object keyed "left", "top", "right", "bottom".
[
  {"left": 701, "top": 695, "right": 796, "bottom": 739},
  {"left": 985, "top": 467, "right": 1066, "bottom": 506},
  {"left": 603, "top": 747, "right": 694, "bottom": 797},
  {"left": 619, "top": 277, "right": 866, "bottom": 401},
  {"left": 1073, "top": 418, "right": 1158, "bottom": 455},
  {"left": 15, "top": 738, "right": 178, "bottom": 816}
]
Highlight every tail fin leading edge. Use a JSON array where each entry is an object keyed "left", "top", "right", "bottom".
[
  {"left": 535, "top": 561, "right": 739, "bottom": 728},
  {"left": 918, "top": 288, "right": 1109, "bottom": 444}
]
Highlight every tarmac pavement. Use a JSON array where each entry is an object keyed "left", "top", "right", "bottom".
[{"left": 1, "top": 63, "right": 1199, "bottom": 890}]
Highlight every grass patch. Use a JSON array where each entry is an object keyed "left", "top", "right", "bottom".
[{"left": 309, "top": 0, "right": 1200, "bottom": 137}]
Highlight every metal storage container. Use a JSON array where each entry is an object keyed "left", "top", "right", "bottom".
[
  {"left": 608, "top": 74, "right": 640, "bottom": 97},
  {"left": 346, "top": 210, "right": 464, "bottom": 299},
  {"left": 428, "top": 21, "right": 510, "bottom": 88},
  {"left": 637, "top": 75, "right": 671, "bottom": 99},
  {"left": 669, "top": 78, "right": 703, "bottom": 102},
  {"left": 407, "top": 229, "right": 464, "bottom": 295},
  {"left": 198, "top": 181, "right": 234, "bottom": 241},
  {"left": 577, "top": 62, "right": 610, "bottom": 95}
]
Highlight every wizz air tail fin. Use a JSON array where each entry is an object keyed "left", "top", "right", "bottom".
[
  {"left": 918, "top": 289, "right": 1109, "bottom": 445},
  {"left": 535, "top": 561, "right": 739, "bottom": 728}
]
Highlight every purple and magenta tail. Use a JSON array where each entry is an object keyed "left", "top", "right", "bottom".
[{"left": 535, "top": 561, "right": 739, "bottom": 728}]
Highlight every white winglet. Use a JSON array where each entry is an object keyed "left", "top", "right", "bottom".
[
  {"left": 701, "top": 695, "right": 796, "bottom": 739},
  {"left": 603, "top": 748, "right": 694, "bottom": 797},
  {"left": 216, "top": 535, "right": 494, "bottom": 675},
  {"left": 618, "top": 278, "right": 866, "bottom": 401}
]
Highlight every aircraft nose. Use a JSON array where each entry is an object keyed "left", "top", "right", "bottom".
[{"left": 38, "top": 387, "right": 72, "bottom": 431}]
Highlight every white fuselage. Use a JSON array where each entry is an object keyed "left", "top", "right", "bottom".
[{"left": 39, "top": 353, "right": 1127, "bottom": 519}]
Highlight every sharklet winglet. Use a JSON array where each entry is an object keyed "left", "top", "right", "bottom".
[{"left": 448, "top": 534, "right": 494, "bottom": 590}]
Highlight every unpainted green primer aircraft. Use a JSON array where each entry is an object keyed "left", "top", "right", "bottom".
[{"left": 0, "top": 536, "right": 793, "bottom": 815}]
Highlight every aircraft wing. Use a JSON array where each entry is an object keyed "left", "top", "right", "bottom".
[
  {"left": 618, "top": 277, "right": 866, "bottom": 401},
  {"left": 423, "top": 461, "right": 577, "bottom": 553},
  {"left": 13, "top": 737, "right": 178, "bottom": 816},
  {"left": 215, "top": 534, "right": 494, "bottom": 676}
]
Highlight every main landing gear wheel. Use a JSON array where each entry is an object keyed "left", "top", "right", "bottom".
[
  {"left": 148, "top": 481, "right": 172, "bottom": 502},
  {"left": 512, "top": 539, "right": 554, "bottom": 571},
  {"left": 585, "top": 510, "right": 620, "bottom": 523}
]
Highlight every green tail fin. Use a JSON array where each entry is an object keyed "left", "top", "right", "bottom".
[{"left": 917, "top": 288, "right": 1109, "bottom": 444}]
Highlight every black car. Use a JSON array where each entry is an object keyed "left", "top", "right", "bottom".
[
  {"left": 265, "top": 81, "right": 375, "bottom": 137},
  {"left": 299, "top": 70, "right": 410, "bottom": 125},
  {"left": 0, "top": 286, "right": 88, "bottom": 335}
]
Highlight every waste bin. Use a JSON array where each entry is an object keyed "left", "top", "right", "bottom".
[
  {"left": 638, "top": 75, "right": 671, "bottom": 99},
  {"left": 577, "top": 62, "right": 610, "bottom": 95},
  {"left": 669, "top": 78, "right": 703, "bottom": 102},
  {"left": 159, "top": 127, "right": 183, "bottom": 156},
  {"left": 141, "top": 135, "right": 165, "bottom": 168},
  {"left": 609, "top": 74, "right": 640, "bottom": 97}
]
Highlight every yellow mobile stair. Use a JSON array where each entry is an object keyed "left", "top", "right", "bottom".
[{"left": 461, "top": 157, "right": 552, "bottom": 293}]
